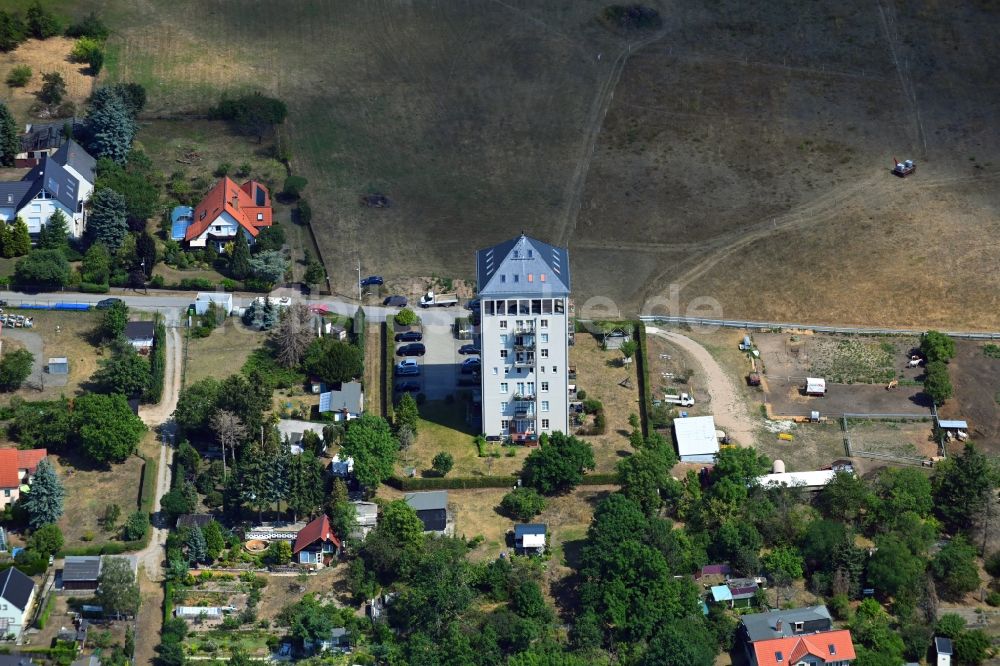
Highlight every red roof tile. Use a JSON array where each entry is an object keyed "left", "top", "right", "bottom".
[
  {"left": 292, "top": 515, "right": 341, "bottom": 554},
  {"left": 185, "top": 177, "right": 272, "bottom": 242},
  {"left": 753, "top": 630, "right": 855, "bottom": 666},
  {"left": 0, "top": 448, "right": 46, "bottom": 488}
]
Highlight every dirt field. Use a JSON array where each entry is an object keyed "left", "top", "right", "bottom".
[
  {"left": 765, "top": 378, "right": 930, "bottom": 419},
  {"left": 844, "top": 417, "right": 937, "bottom": 459},
  {"left": 939, "top": 341, "right": 1000, "bottom": 456},
  {"left": 0, "top": 35, "right": 98, "bottom": 122}
]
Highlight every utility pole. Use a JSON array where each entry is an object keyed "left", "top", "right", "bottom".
[{"left": 357, "top": 260, "right": 362, "bottom": 303}]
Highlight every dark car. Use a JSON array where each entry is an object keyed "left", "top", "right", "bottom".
[
  {"left": 458, "top": 344, "right": 480, "bottom": 355},
  {"left": 96, "top": 298, "right": 123, "bottom": 309},
  {"left": 383, "top": 295, "right": 407, "bottom": 307},
  {"left": 360, "top": 275, "right": 384, "bottom": 286},
  {"left": 466, "top": 299, "right": 481, "bottom": 311},
  {"left": 395, "top": 330, "right": 423, "bottom": 343},
  {"left": 397, "top": 343, "right": 426, "bottom": 357},
  {"left": 395, "top": 381, "right": 420, "bottom": 393},
  {"left": 460, "top": 357, "right": 481, "bottom": 374}
]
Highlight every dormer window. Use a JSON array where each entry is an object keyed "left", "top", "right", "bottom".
[{"left": 257, "top": 213, "right": 264, "bottom": 221}]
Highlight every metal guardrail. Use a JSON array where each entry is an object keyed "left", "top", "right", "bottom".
[{"left": 639, "top": 316, "right": 1000, "bottom": 340}]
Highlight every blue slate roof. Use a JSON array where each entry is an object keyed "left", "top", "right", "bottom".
[
  {"left": 0, "top": 567, "right": 34, "bottom": 611},
  {"left": 514, "top": 523, "right": 546, "bottom": 538},
  {"left": 0, "top": 182, "right": 36, "bottom": 211},
  {"left": 935, "top": 637, "right": 953, "bottom": 655},
  {"left": 476, "top": 234, "right": 570, "bottom": 297},
  {"left": 51, "top": 140, "right": 96, "bottom": 184}
]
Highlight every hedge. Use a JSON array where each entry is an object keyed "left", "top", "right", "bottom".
[
  {"left": 144, "top": 316, "right": 167, "bottom": 404},
  {"left": 78, "top": 281, "right": 110, "bottom": 293},
  {"left": 354, "top": 306, "right": 366, "bottom": 353},
  {"left": 59, "top": 540, "right": 144, "bottom": 557},
  {"left": 634, "top": 321, "right": 653, "bottom": 437},
  {"left": 164, "top": 581, "right": 175, "bottom": 621},
  {"left": 385, "top": 472, "right": 620, "bottom": 491},
  {"left": 382, "top": 322, "right": 394, "bottom": 422},
  {"left": 138, "top": 453, "right": 158, "bottom": 514},
  {"left": 36, "top": 595, "right": 55, "bottom": 629}
]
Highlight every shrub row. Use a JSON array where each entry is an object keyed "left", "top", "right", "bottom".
[
  {"left": 381, "top": 322, "right": 394, "bottom": 422},
  {"left": 144, "top": 317, "right": 166, "bottom": 404},
  {"left": 385, "top": 471, "right": 620, "bottom": 491},
  {"left": 36, "top": 595, "right": 55, "bottom": 629},
  {"left": 59, "top": 540, "right": 144, "bottom": 557},
  {"left": 78, "top": 281, "right": 110, "bottom": 294},
  {"left": 354, "top": 307, "right": 366, "bottom": 353},
  {"left": 138, "top": 454, "right": 158, "bottom": 515},
  {"left": 634, "top": 321, "right": 653, "bottom": 437}
]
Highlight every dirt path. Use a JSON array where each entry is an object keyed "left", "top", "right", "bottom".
[
  {"left": 138, "top": 323, "right": 183, "bottom": 426},
  {"left": 646, "top": 327, "right": 756, "bottom": 446},
  {"left": 134, "top": 567, "right": 165, "bottom": 666}
]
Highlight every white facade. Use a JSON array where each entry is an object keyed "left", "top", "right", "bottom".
[
  {"left": 477, "top": 235, "right": 571, "bottom": 441},
  {"left": 188, "top": 210, "right": 241, "bottom": 249},
  {"left": 0, "top": 191, "right": 88, "bottom": 239}
]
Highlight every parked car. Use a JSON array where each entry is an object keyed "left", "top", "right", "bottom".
[
  {"left": 397, "top": 343, "right": 426, "bottom": 357},
  {"left": 360, "top": 275, "right": 384, "bottom": 286},
  {"left": 466, "top": 298, "right": 481, "bottom": 311},
  {"left": 96, "top": 298, "right": 123, "bottom": 309},
  {"left": 394, "top": 381, "right": 420, "bottom": 393},
  {"left": 383, "top": 295, "right": 407, "bottom": 307},
  {"left": 458, "top": 344, "right": 480, "bottom": 355},
  {"left": 395, "top": 330, "right": 422, "bottom": 342},
  {"left": 460, "top": 358, "right": 481, "bottom": 374},
  {"left": 395, "top": 360, "right": 420, "bottom": 376}
]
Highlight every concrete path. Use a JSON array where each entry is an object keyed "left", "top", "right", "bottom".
[{"left": 646, "top": 326, "right": 757, "bottom": 446}]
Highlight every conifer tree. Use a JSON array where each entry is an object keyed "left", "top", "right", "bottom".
[
  {"left": 9, "top": 217, "right": 31, "bottom": 256},
  {"left": 186, "top": 525, "right": 207, "bottom": 564},
  {"left": 230, "top": 232, "right": 251, "bottom": 280},
  {"left": 23, "top": 459, "right": 65, "bottom": 529},
  {"left": 38, "top": 210, "right": 69, "bottom": 250},
  {"left": 0, "top": 102, "right": 18, "bottom": 167}
]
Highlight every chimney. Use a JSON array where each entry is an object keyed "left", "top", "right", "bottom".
[
  {"left": 775, "top": 619, "right": 782, "bottom": 632},
  {"left": 231, "top": 192, "right": 239, "bottom": 210}
]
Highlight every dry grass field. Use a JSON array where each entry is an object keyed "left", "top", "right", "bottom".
[
  {"left": 185, "top": 317, "right": 266, "bottom": 385},
  {"left": 53, "top": 449, "right": 146, "bottom": 547}
]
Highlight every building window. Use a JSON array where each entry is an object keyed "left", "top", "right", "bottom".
[
  {"left": 541, "top": 419, "right": 549, "bottom": 428},
  {"left": 540, "top": 349, "right": 549, "bottom": 358},
  {"left": 501, "top": 420, "right": 509, "bottom": 431},
  {"left": 500, "top": 349, "right": 508, "bottom": 359},
  {"left": 499, "top": 321, "right": 508, "bottom": 329},
  {"left": 3, "top": 490, "right": 9, "bottom": 497},
  {"left": 501, "top": 275, "right": 506, "bottom": 283},
  {"left": 541, "top": 401, "right": 549, "bottom": 412},
  {"left": 500, "top": 334, "right": 508, "bottom": 344},
  {"left": 527, "top": 382, "right": 534, "bottom": 394},
  {"left": 513, "top": 274, "right": 519, "bottom": 283},
  {"left": 540, "top": 333, "right": 549, "bottom": 343},
  {"left": 541, "top": 382, "right": 549, "bottom": 392},
  {"left": 30, "top": 204, "right": 40, "bottom": 213},
  {"left": 552, "top": 366, "right": 557, "bottom": 373},
  {"left": 540, "top": 319, "right": 548, "bottom": 328},
  {"left": 257, "top": 213, "right": 264, "bottom": 221},
  {"left": 500, "top": 382, "right": 508, "bottom": 393},
  {"left": 504, "top": 367, "right": 511, "bottom": 375},
  {"left": 492, "top": 367, "right": 498, "bottom": 376}
]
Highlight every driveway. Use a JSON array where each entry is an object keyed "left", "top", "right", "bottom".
[
  {"left": 3, "top": 328, "right": 49, "bottom": 389},
  {"left": 646, "top": 327, "right": 757, "bottom": 446},
  {"left": 420, "top": 323, "right": 462, "bottom": 400}
]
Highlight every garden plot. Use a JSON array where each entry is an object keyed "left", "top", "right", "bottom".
[
  {"left": 843, "top": 418, "right": 937, "bottom": 462},
  {"left": 808, "top": 338, "right": 896, "bottom": 384}
]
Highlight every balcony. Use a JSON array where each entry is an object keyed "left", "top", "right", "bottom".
[
  {"left": 512, "top": 393, "right": 536, "bottom": 402},
  {"left": 513, "top": 356, "right": 535, "bottom": 368},
  {"left": 513, "top": 335, "right": 535, "bottom": 351},
  {"left": 514, "top": 325, "right": 535, "bottom": 335},
  {"left": 514, "top": 401, "right": 535, "bottom": 418}
]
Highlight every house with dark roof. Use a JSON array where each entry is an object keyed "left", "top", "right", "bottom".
[
  {"left": 711, "top": 577, "right": 759, "bottom": 608},
  {"left": 318, "top": 382, "right": 364, "bottom": 421},
  {"left": 0, "top": 567, "right": 36, "bottom": 639},
  {"left": 0, "top": 139, "right": 96, "bottom": 239},
  {"left": 124, "top": 321, "right": 156, "bottom": 353},
  {"left": 15, "top": 119, "right": 85, "bottom": 167},
  {"left": 292, "top": 515, "right": 341, "bottom": 568},
  {"left": 514, "top": 524, "right": 546, "bottom": 555},
  {"left": 185, "top": 177, "right": 272, "bottom": 251},
  {"left": 934, "top": 636, "right": 952, "bottom": 666},
  {"left": 740, "top": 605, "right": 834, "bottom": 643},
  {"left": 0, "top": 653, "right": 36, "bottom": 666},
  {"left": 175, "top": 514, "right": 214, "bottom": 530},
  {"left": 61, "top": 556, "right": 102, "bottom": 591},
  {"left": 0, "top": 448, "right": 47, "bottom": 510},
  {"left": 749, "top": 630, "right": 855, "bottom": 666},
  {"left": 404, "top": 491, "right": 450, "bottom": 534}
]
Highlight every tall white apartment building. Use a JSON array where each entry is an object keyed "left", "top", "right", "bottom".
[{"left": 476, "top": 234, "right": 570, "bottom": 441}]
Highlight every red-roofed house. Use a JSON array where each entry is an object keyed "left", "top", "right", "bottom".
[
  {"left": 292, "top": 515, "right": 341, "bottom": 568},
  {"left": 185, "top": 178, "right": 272, "bottom": 251},
  {"left": 0, "top": 449, "right": 47, "bottom": 509},
  {"left": 750, "top": 629, "right": 855, "bottom": 666}
]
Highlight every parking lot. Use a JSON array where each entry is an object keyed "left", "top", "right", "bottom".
[{"left": 392, "top": 319, "right": 477, "bottom": 401}]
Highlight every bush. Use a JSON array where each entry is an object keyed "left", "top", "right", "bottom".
[
  {"left": 500, "top": 488, "right": 547, "bottom": 521},
  {"left": 432, "top": 452, "right": 454, "bottom": 477},
  {"left": 179, "top": 277, "right": 214, "bottom": 290},
  {"left": 987, "top": 591, "right": 1000, "bottom": 607},
  {"left": 395, "top": 308, "right": 418, "bottom": 326},
  {"left": 144, "top": 318, "right": 166, "bottom": 403},
  {"left": 281, "top": 175, "right": 308, "bottom": 200},
  {"left": 70, "top": 37, "right": 102, "bottom": 63},
  {"left": 66, "top": 12, "right": 109, "bottom": 40},
  {"left": 6, "top": 65, "right": 31, "bottom": 87},
  {"left": 575, "top": 389, "right": 587, "bottom": 400},
  {"left": 78, "top": 281, "right": 110, "bottom": 293},
  {"left": 582, "top": 398, "right": 603, "bottom": 414},
  {"left": 122, "top": 511, "right": 149, "bottom": 541}
]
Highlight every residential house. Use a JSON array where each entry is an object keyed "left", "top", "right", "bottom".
[
  {"left": 350, "top": 501, "right": 378, "bottom": 540},
  {"left": 328, "top": 455, "right": 354, "bottom": 479},
  {"left": 0, "top": 654, "right": 35, "bottom": 666},
  {"left": 175, "top": 514, "right": 214, "bottom": 530},
  {"left": 307, "top": 627, "right": 349, "bottom": 654},
  {"left": 170, "top": 205, "right": 194, "bottom": 241},
  {"left": 276, "top": 419, "right": 326, "bottom": 455},
  {"left": 318, "top": 382, "right": 364, "bottom": 421},
  {"left": 0, "top": 448, "right": 47, "bottom": 510},
  {"left": 514, "top": 523, "right": 546, "bottom": 555},
  {"left": 758, "top": 470, "right": 837, "bottom": 492},
  {"left": 934, "top": 637, "right": 952, "bottom": 666},
  {"left": 0, "top": 139, "right": 96, "bottom": 239},
  {"left": 0, "top": 567, "right": 36, "bottom": 640},
  {"left": 404, "top": 491, "right": 451, "bottom": 534},
  {"left": 711, "top": 577, "right": 759, "bottom": 608},
  {"left": 476, "top": 234, "right": 571, "bottom": 441},
  {"left": 292, "top": 515, "right": 341, "bottom": 568},
  {"left": 748, "top": 630, "right": 855, "bottom": 666},
  {"left": 61, "top": 556, "right": 102, "bottom": 591},
  {"left": 185, "top": 177, "right": 272, "bottom": 251},
  {"left": 695, "top": 564, "right": 732, "bottom": 580},
  {"left": 740, "top": 605, "right": 834, "bottom": 643},
  {"left": 15, "top": 119, "right": 84, "bottom": 167},
  {"left": 674, "top": 415, "right": 720, "bottom": 463},
  {"left": 124, "top": 321, "right": 155, "bottom": 353}
]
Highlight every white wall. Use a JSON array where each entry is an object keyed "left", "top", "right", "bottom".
[
  {"left": 189, "top": 210, "right": 241, "bottom": 248},
  {"left": 0, "top": 587, "right": 34, "bottom": 638}
]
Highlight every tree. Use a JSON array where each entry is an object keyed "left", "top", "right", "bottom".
[
  {"left": 66, "top": 12, "right": 109, "bottom": 41},
  {"left": 954, "top": 629, "right": 990, "bottom": 665},
  {"left": 866, "top": 534, "right": 926, "bottom": 602},
  {"left": 213, "top": 93, "right": 288, "bottom": 142},
  {"left": 271, "top": 303, "right": 313, "bottom": 368},
  {"left": 95, "top": 155, "right": 162, "bottom": 228},
  {"left": 432, "top": 451, "right": 454, "bottom": 477},
  {"left": 22, "top": 459, "right": 64, "bottom": 529},
  {"left": 174, "top": 377, "right": 221, "bottom": 436},
  {"left": 266, "top": 539, "right": 291, "bottom": 565},
  {"left": 620, "top": 339, "right": 638, "bottom": 364},
  {"left": 248, "top": 249, "right": 287, "bottom": 285},
  {"left": 0, "top": 221, "right": 10, "bottom": 259},
  {"left": 304, "top": 257, "right": 325, "bottom": 285},
  {"left": 81, "top": 243, "right": 111, "bottom": 284},
  {"left": 37, "top": 209, "right": 69, "bottom": 250},
  {"left": 73, "top": 393, "right": 147, "bottom": 464},
  {"left": 88, "top": 188, "right": 129, "bottom": 250},
  {"left": 933, "top": 443, "right": 994, "bottom": 534},
  {"left": 920, "top": 331, "right": 956, "bottom": 364},
  {"left": 92, "top": 342, "right": 151, "bottom": 397},
  {"left": 924, "top": 360, "right": 953, "bottom": 405},
  {"left": 522, "top": 432, "right": 595, "bottom": 495},
  {"left": 818, "top": 470, "right": 871, "bottom": 523},
  {"left": 229, "top": 231, "right": 251, "bottom": 280},
  {"left": 8, "top": 218, "right": 30, "bottom": 256},
  {"left": 122, "top": 511, "right": 148, "bottom": 541},
  {"left": 499, "top": 488, "right": 547, "bottom": 521},
  {"left": 303, "top": 337, "right": 363, "bottom": 385},
  {"left": 617, "top": 445, "right": 678, "bottom": 516},
  {"left": 0, "top": 349, "right": 34, "bottom": 391},
  {"left": 203, "top": 520, "right": 225, "bottom": 561},
  {"left": 38, "top": 72, "right": 66, "bottom": 105},
  {"left": 0, "top": 102, "right": 18, "bottom": 167},
  {"left": 26, "top": 2, "right": 60, "bottom": 39},
  {"left": 27, "top": 523, "right": 63, "bottom": 557},
  {"left": 340, "top": 414, "right": 398, "bottom": 489},
  {"left": 86, "top": 86, "right": 137, "bottom": 165},
  {"left": 931, "top": 535, "right": 981, "bottom": 599},
  {"left": 868, "top": 467, "right": 933, "bottom": 531},
  {"left": 852, "top": 599, "right": 905, "bottom": 663},
  {"left": 285, "top": 451, "right": 324, "bottom": 521},
  {"left": 96, "top": 557, "right": 140, "bottom": 618},
  {"left": 5, "top": 65, "right": 31, "bottom": 88},
  {"left": 0, "top": 12, "right": 27, "bottom": 53},
  {"left": 640, "top": 617, "right": 718, "bottom": 666},
  {"left": 186, "top": 526, "right": 207, "bottom": 564},
  {"left": 761, "top": 546, "right": 804, "bottom": 605},
  {"left": 394, "top": 391, "right": 419, "bottom": 436},
  {"left": 210, "top": 408, "right": 248, "bottom": 479},
  {"left": 712, "top": 446, "right": 770, "bottom": 486},
  {"left": 159, "top": 485, "right": 195, "bottom": 521}
]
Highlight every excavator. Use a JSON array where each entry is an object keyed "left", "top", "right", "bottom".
[{"left": 892, "top": 157, "right": 915, "bottom": 177}]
